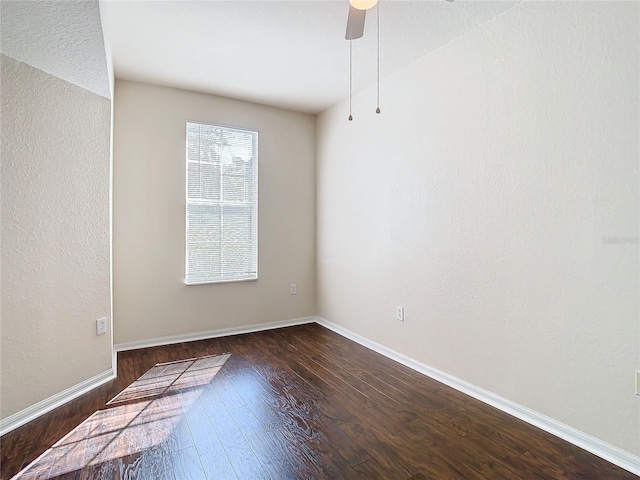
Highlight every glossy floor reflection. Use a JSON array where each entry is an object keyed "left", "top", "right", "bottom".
[
  {"left": 3, "top": 324, "right": 635, "bottom": 480},
  {"left": 13, "top": 354, "right": 229, "bottom": 479}
]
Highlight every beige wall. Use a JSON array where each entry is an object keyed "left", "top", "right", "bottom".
[
  {"left": 1, "top": 54, "right": 112, "bottom": 419},
  {"left": 113, "top": 80, "right": 315, "bottom": 345},
  {"left": 317, "top": 1, "right": 639, "bottom": 456}
]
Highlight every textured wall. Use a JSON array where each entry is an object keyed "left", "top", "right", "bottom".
[
  {"left": 0, "top": 0, "right": 110, "bottom": 98},
  {"left": 1, "top": 55, "right": 112, "bottom": 419},
  {"left": 113, "top": 80, "right": 316, "bottom": 344},
  {"left": 317, "top": 1, "right": 639, "bottom": 456}
]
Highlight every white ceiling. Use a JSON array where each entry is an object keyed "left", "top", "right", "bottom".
[
  {"left": 100, "top": 0, "right": 518, "bottom": 114},
  {"left": 1, "top": 0, "right": 110, "bottom": 98}
]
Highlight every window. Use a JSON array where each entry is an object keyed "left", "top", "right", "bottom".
[{"left": 185, "top": 122, "right": 258, "bottom": 284}]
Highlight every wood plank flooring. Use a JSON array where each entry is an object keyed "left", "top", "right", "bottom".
[{"left": 1, "top": 323, "right": 635, "bottom": 479}]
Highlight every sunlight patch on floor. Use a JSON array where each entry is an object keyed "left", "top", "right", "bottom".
[{"left": 14, "top": 353, "right": 230, "bottom": 479}]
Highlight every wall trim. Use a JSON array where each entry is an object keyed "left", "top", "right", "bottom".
[
  {"left": 114, "top": 316, "right": 316, "bottom": 352},
  {"left": 1, "top": 317, "right": 314, "bottom": 438},
  {"left": 0, "top": 369, "right": 115, "bottom": 437},
  {"left": 5, "top": 316, "right": 636, "bottom": 475},
  {"left": 314, "top": 317, "right": 640, "bottom": 476}
]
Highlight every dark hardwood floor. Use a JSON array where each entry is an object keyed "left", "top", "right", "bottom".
[{"left": 1, "top": 323, "right": 635, "bottom": 479}]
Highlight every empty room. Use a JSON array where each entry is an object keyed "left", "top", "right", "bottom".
[{"left": 1, "top": 0, "right": 638, "bottom": 478}]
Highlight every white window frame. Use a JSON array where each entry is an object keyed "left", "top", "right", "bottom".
[{"left": 184, "top": 121, "right": 258, "bottom": 285}]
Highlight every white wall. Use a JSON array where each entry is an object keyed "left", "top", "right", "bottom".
[
  {"left": 317, "top": 1, "right": 639, "bottom": 456},
  {"left": 0, "top": 0, "right": 110, "bottom": 99},
  {"left": 1, "top": 54, "right": 112, "bottom": 419},
  {"left": 113, "top": 80, "right": 315, "bottom": 345}
]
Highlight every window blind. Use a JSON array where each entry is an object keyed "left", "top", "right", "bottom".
[{"left": 185, "top": 122, "right": 258, "bottom": 284}]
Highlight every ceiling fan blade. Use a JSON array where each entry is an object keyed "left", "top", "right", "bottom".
[{"left": 345, "top": 6, "right": 366, "bottom": 40}]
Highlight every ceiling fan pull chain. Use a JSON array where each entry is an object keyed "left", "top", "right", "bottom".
[
  {"left": 376, "top": 1, "right": 381, "bottom": 114},
  {"left": 349, "top": 21, "right": 353, "bottom": 121}
]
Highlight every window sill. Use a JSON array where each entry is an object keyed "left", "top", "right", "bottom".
[{"left": 184, "top": 277, "right": 257, "bottom": 286}]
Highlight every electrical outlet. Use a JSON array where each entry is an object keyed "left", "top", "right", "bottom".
[
  {"left": 289, "top": 284, "right": 297, "bottom": 295},
  {"left": 396, "top": 306, "right": 405, "bottom": 322},
  {"left": 96, "top": 317, "right": 107, "bottom": 336},
  {"left": 636, "top": 371, "right": 640, "bottom": 396}
]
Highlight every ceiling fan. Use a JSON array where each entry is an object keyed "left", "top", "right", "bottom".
[
  {"left": 344, "top": 0, "right": 381, "bottom": 120},
  {"left": 345, "top": 0, "right": 378, "bottom": 40}
]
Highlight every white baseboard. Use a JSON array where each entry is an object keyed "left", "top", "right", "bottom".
[
  {"left": 5, "top": 316, "right": 636, "bottom": 475},
  {"left": 0, "top": 369, "right": 115, "bottom": 437},
  {"left": 314, "top": 317, "right": 640, "bottom": 476},
  {"left": 114, "top": 316, "right": 316, "bottom": 352},
  {"left": 1, "top": 317, "right": 313, "bottom": 438}
]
